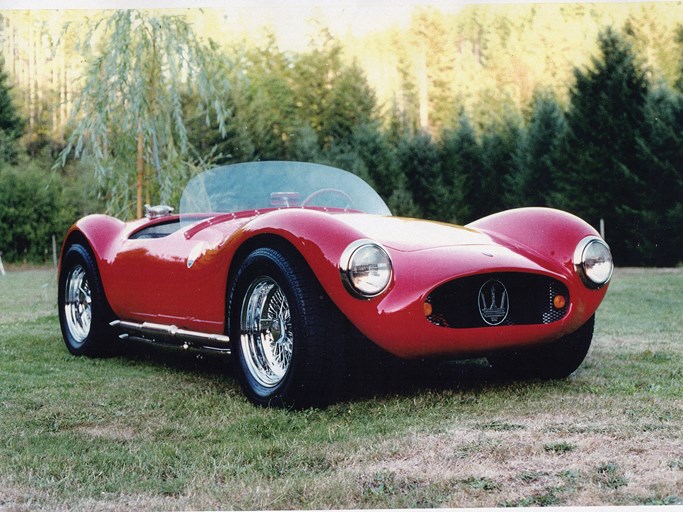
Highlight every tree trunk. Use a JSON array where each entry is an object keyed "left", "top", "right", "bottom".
[
  {"left": 137, "top": 132, "right": 144, "bottom": 219},
  {"left": 417, "top": 47, "right": 429, "bottom": 132}
]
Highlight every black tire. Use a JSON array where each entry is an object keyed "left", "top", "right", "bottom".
[
  {"left": 58, "top": 243, "right": 116, "bottom": 357},
  {"left": 488, "top": 315, "right": 595, "bottom": 380},
  {"left": 228, "top": 246, "right": 346, "bottom": 408}
]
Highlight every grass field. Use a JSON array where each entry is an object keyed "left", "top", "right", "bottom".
[{"left": 0, "top": 267, "right": 681, "bottom": 511}]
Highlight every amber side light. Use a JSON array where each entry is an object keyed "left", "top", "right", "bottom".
[
  {"left": 553, "top": 294, "right": 567, "bottom": 309},
  {"left": 423, "top": 302, "right": 433, "bottom": 316}
]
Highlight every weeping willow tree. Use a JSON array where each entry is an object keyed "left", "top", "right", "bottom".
[{"left": 56, "top": 10, "right": 232, "bottom": 219}]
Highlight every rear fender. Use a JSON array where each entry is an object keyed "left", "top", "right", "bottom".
[{"left": 60, "top": 215, "right": 127, "bottom": 269}]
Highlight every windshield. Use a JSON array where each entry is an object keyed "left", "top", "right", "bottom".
[{"left": 179, "top": 161, "right": 391, "bottom": 216}]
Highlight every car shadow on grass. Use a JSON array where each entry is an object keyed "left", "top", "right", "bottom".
[{"left": 112, "top": 337, "right": 531, "bottom": 407}]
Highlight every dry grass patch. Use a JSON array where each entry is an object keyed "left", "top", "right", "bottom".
[{"left": 349, "top": 399, "right": 683, "bottom": 507}]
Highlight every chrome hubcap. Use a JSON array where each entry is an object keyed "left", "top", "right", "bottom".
[
  {"left": 240, "top": 276, "right": 293, "bottom": 388},
  {"left": 64, "top": 265, "right": 92, "bottom": 344}
]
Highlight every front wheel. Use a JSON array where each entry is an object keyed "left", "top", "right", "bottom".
[
  {"left": 488, "top": 316, "right": 595, "bottom": 380},
  {"left": 228, "top": 247, "right": 346, "bottom": 408},
  {"left": 58, "top": 244, "right": 116, "bottom": 357}
]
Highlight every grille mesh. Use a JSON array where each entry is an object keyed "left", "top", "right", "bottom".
[{"left": 426, "top": 273, "right": 569, "bottom": 329}]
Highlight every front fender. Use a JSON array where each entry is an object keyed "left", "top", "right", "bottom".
[
  {"left": 467, "top": 207, "right": 602, "bottom": 276},
  {"left": 226, "top": 209, "right": 369, "bottom": 306}
]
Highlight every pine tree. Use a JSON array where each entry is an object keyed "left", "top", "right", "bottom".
[
  {"left": 0, "top": 56, "right": 24, "bottom": 164},
  {"left": 236, "top": 37, "right": 300, "bottom": 161},
  {"left": 350, "top": 121, "right": 399, "bottom": 201},
  {"left": 480, "top": 111, "right": 522, "bottom": 214},
  {"left": 639, "top": 85, "right": 683, "bottom": 265},
  {"left": 509, "top": 90, "right": 567, "bottom": 208},
  {"left": 440, "top": 111, "right": 481, "bottom": 223},
  {"left": 555, "top": 27, "right": 650, "bottom": 265},
  {"left": 320, "top": 63, "right": 377, "bottom": 147},
  {"left": 397, "top": 131, "right": 444, "bottom": 220},
  {"left": 291, "top": 29, "right": 344, "bottom": 147}
]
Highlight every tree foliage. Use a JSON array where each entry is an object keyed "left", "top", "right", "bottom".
[
  {"left": 56, "top": 10, "right": 232, "bottom": 219},
  {"left": 0, "top": 56, "right": 23, "bottom": 164},
  {"left": 0, "top": 162, "right": 74, "bottom": 262},
  {"left": 1, "top": 11, "right": 683, "bottom": 266},
  {"left": 508, "top": 90, "right": 567, "bottom": 208},
  {"left": 554, "top": 28, "right": 651, "bottom": 265}
]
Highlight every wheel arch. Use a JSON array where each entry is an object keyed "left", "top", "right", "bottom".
[
  {"left": 60, "top": 215, "right": 126, "bottom": 271},
  {"left": 227, "top": 233, "right": 306, "bottom": 291},
  {"left": 223, "top": 210, "right": 368, "bottom": 325},
  {"left": 58, "top": 239, "right": 118, "bottom": 356},
  {"left": 61, "top": 229, "right": 94, "bottom": 258},
  {"left": 225, "top": 226, "right": 364, "bottom": 342}
]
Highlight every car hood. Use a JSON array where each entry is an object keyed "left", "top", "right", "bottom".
[{"left": 335, "top": 214, "right": 492, "bottom": 251}]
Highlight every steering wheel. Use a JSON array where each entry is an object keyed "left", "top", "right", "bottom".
[{"left": 301, "top": 188, "right": 354, "bottom": 209}]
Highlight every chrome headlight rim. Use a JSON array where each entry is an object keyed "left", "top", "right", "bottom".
[
  {"left": 573, "top": 235, "right": 613, "bottom": 289},
  {"left": 339, "top": 239, "right": 393, "bottom": 299}
]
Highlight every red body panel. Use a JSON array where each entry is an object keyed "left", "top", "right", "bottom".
[{"left": 61, "top": 206, "right": 609, "bottom": 359}]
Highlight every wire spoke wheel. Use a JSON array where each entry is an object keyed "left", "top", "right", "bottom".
[
  {"left": 64, "top": 264, "right": 93, "bottom": 345},
  {"left": 240, "top": 276, "right": 293, "bottom": 388},
  {"left": 229, "top": 246, "right": 347, "bottom": 408}
]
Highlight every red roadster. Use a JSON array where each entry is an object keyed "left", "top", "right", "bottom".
[{"left": 58, "top": 161, "right": 613, "bottom": 407}]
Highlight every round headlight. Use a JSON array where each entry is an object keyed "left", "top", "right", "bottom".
[
  {"left": 340, "top": 240, "right": 393, "bottom": 298},
  {"left": 574, "top": 236, "right": 613, "bottom": 288}
]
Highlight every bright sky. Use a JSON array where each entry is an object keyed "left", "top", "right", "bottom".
[
  {"left": 1, "top": 0, "right": 470, "bottom": 52},
  {"left": 1, "top": 0, "right": 655, "bottom": 52}
]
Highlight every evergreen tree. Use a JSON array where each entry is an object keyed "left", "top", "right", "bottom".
[
  {"left": 555, "top": 27, "right": 650, "bottom": 265},
  {"left": 440, "top": 112, "right": 483, "bottom": 223},
  {"left": 411, "top": 8, "right": 458, "bottom": 133},
  {"left": 320, "top": 63, "right": 377, "bottom": 147},
  {"left": 235, "top": 38, "right": 299, "bottom": 161},
  {"left": 289, "top": 125, "right": 321, "bottom": 162},
  {"left": 397, "top": 131, "right": 444, "bottom": 220},
  {"left": 349, "top": 121, "right": 399, "bottom": 201},
  {"left": 480, "top": 111, "right": 523, "bottom": 214},
  {"left": 509, "top": 90, "right": 567, "bottom": 207},
  {"left": 0, "top": 56, "right": 24, "bottom": 164},
  {"left": 639, "top": 85, "right": 683, "bottom": 265},
  {"left": 390, "top": 35, "right": 421, "bottom": 137},
  {"left": 291, "top": 30, "right": 344, "bottom": 147}
]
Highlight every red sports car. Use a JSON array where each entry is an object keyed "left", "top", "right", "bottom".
[{"left": 58, "top": 161, "right": 613, "bottom": 407}]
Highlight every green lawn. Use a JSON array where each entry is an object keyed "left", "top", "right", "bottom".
[{"left": 0, "top": 267, "right": 681, "bottom": 510}]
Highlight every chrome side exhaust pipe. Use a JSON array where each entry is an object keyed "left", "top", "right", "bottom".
[{"left": 110, "top": 320, "right": 231, "bottom": 356}]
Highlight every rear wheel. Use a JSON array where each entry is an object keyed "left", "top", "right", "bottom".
[
  {"left": 58, "top": 244, "right": 116, "bottom": 356},
  {"left": 228, "top": 246, "right": 346, "bottom": 408},
  {"left": 488, "top": 316, "right": 595, "bottom": 379}
]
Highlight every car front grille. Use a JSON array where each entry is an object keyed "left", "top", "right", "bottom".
[{"left": 426, "top": 273, "right": 569, "bottom": 329}]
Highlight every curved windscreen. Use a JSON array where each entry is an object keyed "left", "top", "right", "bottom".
[{"left": 180, "top": 161, "right": 391, "bottom": 216}]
